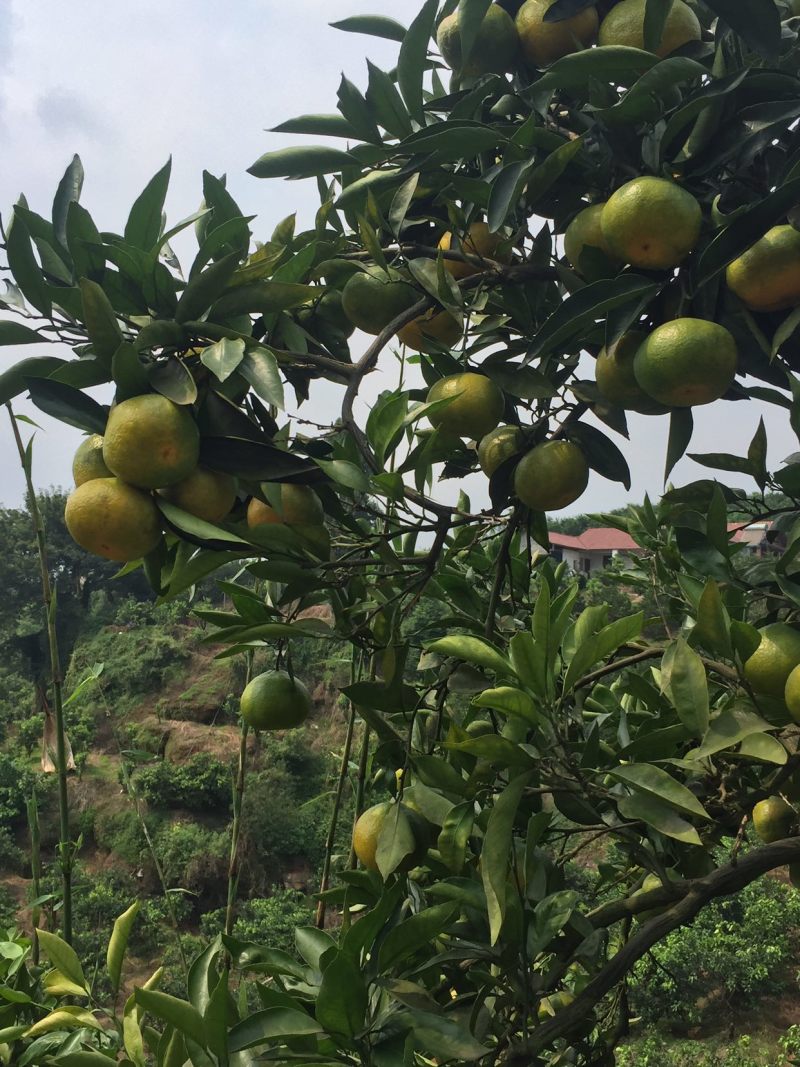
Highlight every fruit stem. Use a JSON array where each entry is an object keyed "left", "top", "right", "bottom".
[{"left": 7, "top": 404, "right": 73, "bottom": 944}]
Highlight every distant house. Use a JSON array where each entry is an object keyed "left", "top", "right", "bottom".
[
  {"left": 541, "top": 520, "right": 778, "bottom": 575},
  {"left": 544, "top": 528, "right": 642, "bottom": 575}
]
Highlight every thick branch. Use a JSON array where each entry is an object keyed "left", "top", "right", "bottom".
[{"left": 510, "top": 835, "right": 800, "bottom": 1058}]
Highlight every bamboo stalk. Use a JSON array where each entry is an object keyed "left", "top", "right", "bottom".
[
  {"left": 225, "top": 650, "right": 254, "bottom": 937},
  {"left": 7, "top": 405, "right": 73, "bottom": 943},
  {"left": 315, "top": 696, "right": 357, "bottom": 929}
]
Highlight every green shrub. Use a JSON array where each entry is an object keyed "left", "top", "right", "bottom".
[
  {"left": 134, "top": 753, "right": 231, "bottom": 812},
  {"left": 630, "top": 874, "right": 800, "bottom": 1026},
  {"left": 0, "top": 885, "right": 18, "bottom": 930},
  {"left": 201, "top": 889, "right": 314, "bottom": 953},
  {"left": 0, "top": 752, "right": 36, "bottom": 833},
  {"left": 617, "top": 1033, "right": 769, "bottom": 1067},
  {"left": 93, "top": 808, "right": 149, "bottom": 864},
  {"left": 153, "top": 821, "right": 230, "bottom": 909},
  {"left": 15, "top": 713, "right": 43, "bottom": 754}
]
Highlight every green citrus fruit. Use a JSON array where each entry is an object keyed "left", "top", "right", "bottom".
[
  {"left": 65, "top": 478, "right": 162, "bottom": 562},
  {"left": 440, "top": 221, "right": 510, "bottom": 279},
  {"left": 427, "top": 372, "right": 505, "bottom": 439},
  {"left": 633, "top": 319, "right": 737, "bottom": 407},
  {"left": 601, "top": 177, "right": 702, "bottom": 270},
  {"left": 513, "top": 440, "right": 589, "bottom": 511},
  {"left": 744, "top": 622, "right": 800, "bottom": 700},
  {"left": 595, "top": 331, "right": 668, "bottom": 414},
  {"left": 158, "top": 467, "right": 237, "bottom": 523},
  {"left": 478, "top": 424, "right": 524, "bottom": 475},
  {"left": 341, "top": 266, "right": 419, "bottom": 335},
  {"left": 247, "top": 484, "right": 324, "bottom": 527},
  {"left": 752, "top": 796, "right": 795, "bottom": 843},
  {"left": 516, "top": 0, "right": 598, "bottom": 66},
  {"left": 632, "top": 871, "right": 680, "bottom": 921},
  {"left": 437, "top": 4, "right": 519, "bottom": 75},
  {"left": 72, "top": 434, "right": 112, "bottom": 486},
  {"left": 726, "top": 225, "right": 800, "bottom": 313},
  {"left": 466, "top": 719, "right": 495, "bottom": 737},
  {"left": 352, "top": 802, "right": 427, "bottom": 872},
  {"left": 397, "top": 308, "right": 462, "bottom": 353},
  {"left": 102, "top": 394, "right": 200, "bottom": 489},
  {"left": 598, "top": 0, "right": 701, "bottom": 55},
  {"left": 785, "top": 663, "right": 800, "bottom": 724},
  {"left": 239, "top": 670, "right": 311, "bottom": 730},
  {"left": 564, "top": 203, "right": 622, "bottom": 280}
]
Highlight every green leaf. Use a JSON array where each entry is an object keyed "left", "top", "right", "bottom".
[
  {"left": 135, "top": 988, "right": 205, "bottom": 1044},
  {"left": 665, "top": 408, "right": 693, "bottom": 482},
  {"left": 692, "top": 579, "right": 732, "bottom": 658},
  {"left": 330, "top": 14, "right": 407, "bottom": 41},
  {"left": 248, "top": 146, "right": 359, "bottom": 180},
  {"left": 52, "top": 154, "right": 84, "bottom": 249},
  {"left": 337, "top": 74, "right": 381, "bottom": 143},
  {"left": 315, "top": 458, "right": 369, "bottom": 491},
  {"left": 80, "top": 278, "right": 123, "bottom": 362},
  {"left": 408, "top": 1010, "right": 489, "bottom": 1062},
  {"left": 295, "top": 926, "right": 335, "bottom": 970},
  {"left": 398, "top": 0, "right": 438, "bottom": 124},
  {"left": 568, "top": 422, "right": 631, "bottom": 489},
  {"left": 148, "top": 356, "right": 198, "bottom": 405},
  {"left": 156, "top": 500, "right": 249, "bottom": 550},
  {"left": 660, "top": 638, "right": 709, "bottom": 738},
  {"left": 366, "top": 389, "right": 410, "bottom": 466},
  {"left": 473, "top": 686, "right": 541, "bottom": 726},
  {"left": 66, "top": 201, "right": 105, "bottom": 281},
  {"left": 689, "top": 704, "right": 774, "bottom": 759},
  {"left": 456, "top": 0, "right": 493, "bottom": 71},
  {"left": 175, "top": 251, "right": 240, "bottom": 323},
  {"left": 437, "top": 803, "right": 475, "bottom": 873},
  {"left": 228, "top": 1006, "right": 322, "bottom": 1052},
  {"left": 609, "top": 763, "right": 710, "bottom": 820},
  {"left": 643, "top": 0, "right": 675, "bottom": 53},
  {"left": 530, "top": 891, "right": 578, "bottom": 954},
  {"left": 125, "top": 159, "right": 171, "bottom": 250},
  {"left": 7, "top": 212, "right": 51, "bottom": 315},
  {"left": 316, "top": 951, "right": 368, "bottom": 1040},
  {"left": 239, "top": 347, "right": 285, "bottom": 409},
  {"left": 525, "top": 136, "right": 584, "bottom": 208},
  {"left": 366, "top": 61, "right": 414, "bottom": 139},
  {"left": 0, "top": 321, "right": 42, "bottom": 345},
  {"left": 488, "top": 160, "right": 532, "bottom": 233},
  {"left": 535, "top": 45, "right": 657, "bottom": 93},
  {"left": 200, "top": 337, "right": 246, "bottom": 383},
  {"left": 107, "top": 900, "right": 139, "bottom": 994},
  {"left": 482, "top": 773, "right": 531, "bottom": 944},
  {"left": 272, "top": 113, "right": 359, "bottom": 137},
  {"left": 401, "top": 120, "right": 506, "bottom": 157},
  {"left": 747, "top": 417, "right": 768, "bottom": 490},
  {"left": 426, "top": 635, "right": 511, "bottom": 676},
  {"left": 36, "top": 929, "right": 86, "bottom": 990},
  {"left": 599, "top": 57, "right": 707, "bottom": 126},
  {"left": 617, "top": 793, "right": 702, "bottom": 845},
  {"left": 703, "top": 0, "right": 781, "bottom": 58},
  {"left": 0, "top": 356, "right": 66, "bottom": 405},
  {"left": 379, "top": 902, "right": 459, "bottom": 970},
  {"left": 376, "top": 804, "right": 417, "bottom": 877},
  {"left": 27, "top": 377, "right": 108, "bottom": 434},
  {"left": 525, "top": 276, "right": 658, "bottom": 363},
  {"left": 737, "top": 733, "right": 787, "bottom": 764},
  {"left": 50, "top": 1054, "right": 116, "bottom": 1067}
]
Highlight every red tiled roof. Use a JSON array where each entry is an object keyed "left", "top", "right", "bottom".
[{"left": 548, "top": 527, "right": 639, "bottom": 552}]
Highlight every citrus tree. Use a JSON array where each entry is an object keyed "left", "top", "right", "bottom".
[{"left": 4, "top": 0, "right": 800, "bottom": 1064}]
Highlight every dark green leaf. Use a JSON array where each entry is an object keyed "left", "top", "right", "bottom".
[
  {"left": 617, "top": 793, "right": 702, "bottom": 845},
  {"left": 692, "top": 579, "right": 732, "bottom": 658},
  {"left": 26, "top": 377, "right": 107, "bottom": 434},
  {"left": 0, "top": 357, "right": 65, "bottom": 405},
  {"left": 426, "top": 635, "right": 511, "bottom": 675},
  {"left": 330, "top": 15, "right": 407, "bottom": 41},
  {"left": 52, "top": 154, "right": 84, "bottom": 249},
  {"left": 398, "top": 0, "right": 438, "bottom": 124},
  {"left": 125, "top": 159, "right": 171, "bottom": 250},
  {"left": 248, "top": 146, "right": 359, "bottom": 180},
  {"left": 643, "top": 0, "right": 675, "bottom": 53},
  {"left": 456, "top": 0, "right": 493, "bottom": 71},
  {"left": 80, "top": 278, "right": 123, "bottom": 361},
  {"left": 488, "top": 160, "right": 532, "bottom": 232},
  {"left": 175, "top": 251, "right": 241, "bottom": 323},
  {"left": 408, "top": 1010, "right": 489, "bottom": 1062},
  {"left": 366, "top": 61, "right": 414, "bottom": 139},
  {"left": 525, "top": 136, "right": 584, "bottom": 207},
  {"left": 691, "top": 704, "right": 774, "bottom": 759},
  {"left": 660, "top": 638, "right": 709, "bottom": 737},
  {"left": 0, "top": 321, "right": 42, "bottom": 345},
  {"left": 568, "top": 422, "right": 631, "bottom": 489},
  {"left": 379, "top": 902, "right": 459, "bottom": 971},
  {"left": 147, "top": 357, "right": 198, "bottom": 405},
  {"left": 665, "top": 408, "right": 693, "bottom": 482},
  {"left": 66, "top": 201, "right": 105, "bottom": 282},
  {"left": 7, "top": 213, "right": 51, "bottom": 315},
  {"left": 376, "top": 804, "right": 417, "bottom": 877},
  {"left": 747, "top": 417, "right": 768, "bottom": 489},
  {"left": 543, "top": 0, "right": 601, "bottom": 19},
  {"left": 317, "top": 952, "right": 369, "bottom": 1040},
  {"left": 609, "top": 763, "right": 710, "bottom": 819},
  {"left": 239, "top": 347, "right": 285, "bottom": 409},
  {"left": 437, "top": 804, "right": 475, "bottom": 873},
  {"left": 156, "top": 500, "right": 249, "bottom": 551},
  {"left": 272, "top": 113, "right": 358, "bottom": 137},
  {"left": 482, "top": 773, "right": 532, "bottom": 944},
  {"left": 703, "top": 0, "right": 781, "bottom": 58},
  {"left": 337, "top": 74, "right": 381, "bottom": 143}
]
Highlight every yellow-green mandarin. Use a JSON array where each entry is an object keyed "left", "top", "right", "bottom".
[
  {"left": 158, "top": 468, "right": 237, "bottom": 523},
  {"left": 477, "top": 425, "right": 524, "bottom": 475},
  {"left": 743, "top": 623, "right": 800, "bottom": 700},
  {"left": 785, "top": 663, "right": 800, "bottom": 724},
  {"left": 601, "top": 177, "right": 701, "bottom": 270},
  {"left": 598, "top": 0, "right": 701, "bottom": 55},
  {"left": 102, "top": 394, "right": 200, "bottom": 489},
  {"left": 397, "top": 309, "right": 462, "bottom": 353},
  {"left": 513, "top": 440, "right": 589, "bottom": 511},
  {"left": 353, "top": 802, "right": 393, "bottom": 871},
  {"left": 247, "top": 484, "right": 325, "bottom": 526},
  {"left": 726, "top": 226, "right": 800, "bottom": 313},
  {"left": 752, "top": 796, "right": 795, "bottom": 843},
  {"left": 595, "top": 331, "right": 667, "bottom": 414},
  {"left": 564, "top": 203, "right": 622, "bottom": 279},
  {"left": 633, "top": 319, "right": 737, "bottom": 408},
  {"left": 437, "top": 5, "right": 519, "bottom": 75},
  {"left": 72, "top": 434, "right": 112, "bottom": 486},
  {"left": 516, "top": 0, "right": 598, "bottom": 67},
  {"left": 65, "top": 478, "right": 162, "bottom": 562},
  {"left": 341, "top": 266, "right": 418, "bottom": 335},
  {"left": 427, "top": 372, "right": 505, "bottom": 439},
  {"left": 440, "top": 221, "right": 510, "bottom": 279},
  {"left": 239, "top": 670, "right": 311, "bottom": 730}
]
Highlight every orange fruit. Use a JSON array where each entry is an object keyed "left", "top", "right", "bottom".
[
  {"left": 595, "top": 331, "right": 668, "bottom": 414},
  {"left": 437, "top": 4, "right": 519, "bottom": 75},
  {"left": 158, "top": 467, "right": 237, "bottom": 523},
  {"left": 751, "top": 796, "right": 795, "bottom": 843},
  {"left": 785, "top": 663, "right": 800, "bottom": 724},
  {"left": 65, "top": 478, "right": 162, "bottom": 562},
  {"left": 426, "top": 372, "right": 505, "bottom": 439},
  {"left": 240, "top": 670, "right": 311, "bottom": 730},
  {"left": 564, "top": 203, "right": 622, "bottom": 280},
  {"left": 598, "top": 0, "right": 701, "bottom": 56},
  {"left": 601, "top": 177, "right": 702, "bottom": 270},
  {"left": 397, "top": 308, "right": 462, "bottom": 353},
  {"left": 247, "top": 484, "right": 324, "bottom": 526},
  {"left": 102, "top": 394, "right": 200, "bottom": 489},
  {"left": 513, "top": 440, "right": 589, "bottom": 511},
  {"left": 633, "top": 319, "right": 737, "bottom": 408},
  {"left": 744, "top": 623, "right": 800, "bottom": 700},
  {"left": 477, "top": 425, "right": 524, "bottom": 475},
  {"left": 341, "top": 266, "right": 418, "bottom": 335},
  {"left": 72, "top": 434, "right": 112, "bottom": 486},
  {"left": 516, "top": 0, "right": 598, "bottom": 66},
  {"left": 440, "top": 221, "right": 510, "bottom": 279},
  {"left": 726, "top": 226, "right": 800, "bottom": 313}
]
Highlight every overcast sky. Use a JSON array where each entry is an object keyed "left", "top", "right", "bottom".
[{"left": 0, "top": 0, "right": 796, "bottom": 516}]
